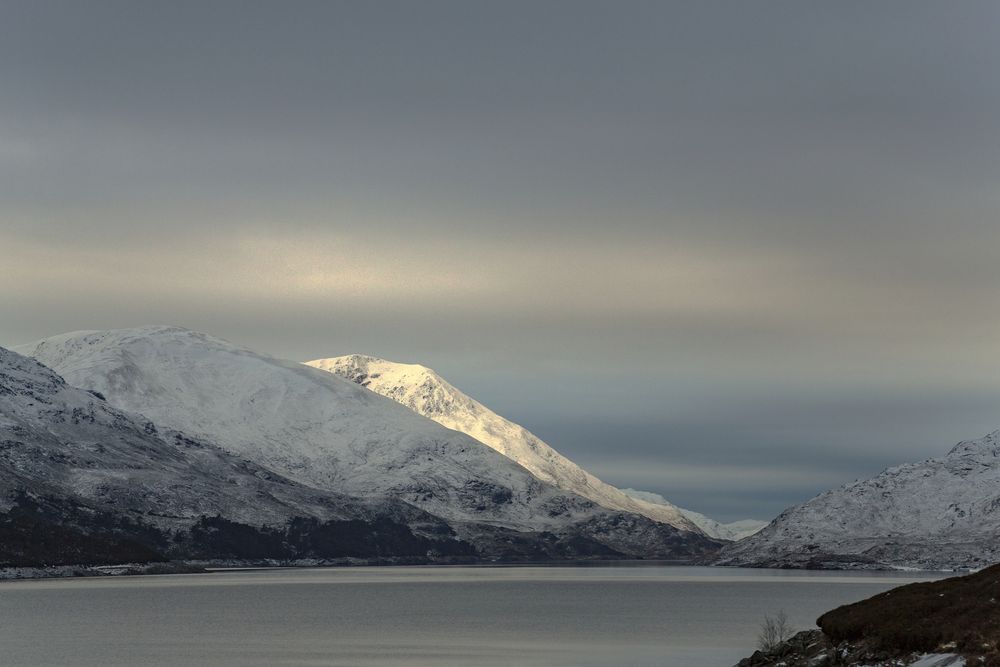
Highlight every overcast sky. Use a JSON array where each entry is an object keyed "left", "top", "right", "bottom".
[{"left": 3, "top": 1, "right": 1000, "bottom": 521}]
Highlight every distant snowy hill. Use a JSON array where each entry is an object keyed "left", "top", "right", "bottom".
[
  {"left": 308, "top": 354, "right": 714, "bottom": 534},
  {"left": 716, "top": 431, "right": 1000, "bottom": 570},
  {"left": 19, "top": 327, "right": 720, "bottom": 561},
  {"left": 619, "top": 489, "right": 767, "bottom": 541}
]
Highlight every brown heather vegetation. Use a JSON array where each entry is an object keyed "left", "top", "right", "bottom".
[{"left": 818, "top": 563, "right": 1000, "bottom": 663}]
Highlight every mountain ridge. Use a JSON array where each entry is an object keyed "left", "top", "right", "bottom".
[
  {"left": 715, "top": 429, "right": 1000, "bottom": 570},
  {"left": 17, "top": 327, "right": 721, "bottom": 562},
  {"left": 306, "top": 353, "right": 705, "bottom": 533},
  {"left": 307, "top": 353, "right": 768, "bottom": 540}
]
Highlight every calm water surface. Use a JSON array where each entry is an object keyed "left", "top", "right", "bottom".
[{"left": 0, "top": 564, "right": 943, "bottom": 667}]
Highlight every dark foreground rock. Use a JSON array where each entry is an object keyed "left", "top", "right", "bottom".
[
  {"left": 735, "top": 629, "right": 966, "bottom": 666},
  {"left": 735, "top": 563, "right": 1000, "bottom": 666}
]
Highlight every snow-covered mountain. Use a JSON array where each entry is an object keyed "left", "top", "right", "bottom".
[
  {"left": 716, "top": 430, "right": 1000, "bottom": 570},
  {"left": 619, "top": 489, "right": 767, "bottom": 541},
  {"left": 678, "top": 510, "right": 767, "bottom": 542},
  {"left": 0, "top": 344, "right": 474, "bottom": 566},
  {"left": 306, "top": 354, "right": 706, "bottom": 532},
  {"left": 18, "top": 327, "right": 720, "bottom": 560}
]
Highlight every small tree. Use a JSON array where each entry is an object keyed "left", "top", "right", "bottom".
[{"left": 757, "top": 610, "right": 793, "bottom": 652}]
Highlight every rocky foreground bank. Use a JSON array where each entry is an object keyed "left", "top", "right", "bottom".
[
  {"left": 736, "top": 629, "right": 966, "bottom": 667},
  {"left": 735, "top": 563, "right": 1000, "bottom": 666}
]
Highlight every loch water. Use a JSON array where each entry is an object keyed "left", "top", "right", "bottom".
[{"left": 0, "top": 564, "right": 943, "bottom": 667}]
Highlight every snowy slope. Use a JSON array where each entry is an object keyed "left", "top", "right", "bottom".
[
  {"left": 619, "top": 489, "right": 767, "bottom": 540},
  {"left": 0, "top": 345, "right": 419, "bottom": 530},
  {"left": 305, "top": 354, "right": 704, "bottom": 533},
  {"left": 716, "top": 431, "right": 1000, "bottom": 570}
]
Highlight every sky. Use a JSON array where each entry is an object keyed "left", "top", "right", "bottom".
[{"left": 3, "top": 1, "right": 1000, "bottom": 521}]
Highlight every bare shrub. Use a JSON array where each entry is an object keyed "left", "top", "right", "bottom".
[{"left": 757, "top": 609, "right": 793, "bottom": 652}]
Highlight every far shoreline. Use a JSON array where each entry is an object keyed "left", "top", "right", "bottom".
[{"left": 0, "top": 558, "right": 958, "bottom": 583}]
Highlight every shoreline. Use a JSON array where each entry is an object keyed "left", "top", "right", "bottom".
[{"left": 0, "top": 557, "right": 959, "bottom": 583}]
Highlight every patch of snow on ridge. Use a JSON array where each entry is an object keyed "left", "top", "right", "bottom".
[{"left": 307, "top": 354, "right": 707, "bottom": 534}]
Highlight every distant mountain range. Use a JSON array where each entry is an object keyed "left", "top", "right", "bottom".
[
  {"left": 5, "top": 326, "right": 720, "bottom": 570},
  {"left": 617, "top": 489, "right": 767, "bottom": 541},
  {"left": 6, "top": 325, "right": 997, "bottom": 573}
]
